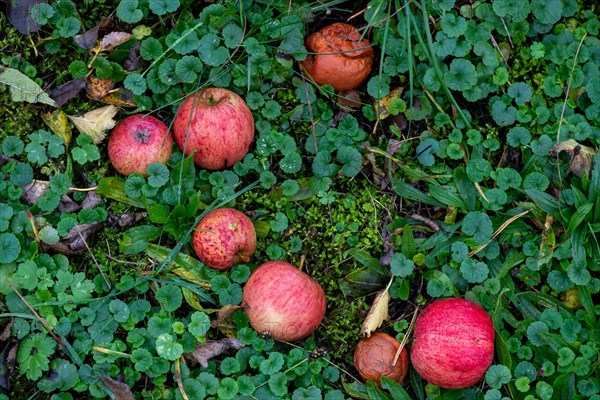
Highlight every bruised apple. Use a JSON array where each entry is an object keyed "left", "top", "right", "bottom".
[
  {"left": 192, "top": 208, "right": 256, "bottom": 271},
  {"left": 173, "top": 88, "right": 254, "bottom": 170},
  {"left": 410, "top": 298, "right": 495, "bottom": 389},
  {"left": 107, "top": 114, "right": 173, "bottom": 176},
  {"left": 354, "top": 332, "right": 409, "bottom": 388},
  {"left": 300, "top": 22, "right": 374, "bottom": 92},
  {"left": 242, "top": 261, "right": 326, "bottom": 341}
]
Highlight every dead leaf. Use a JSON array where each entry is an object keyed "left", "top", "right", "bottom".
[
  {"left": 81, "top": 190, "right": 103, "bottom": 209},
  {"left": 185, "top": 338, "right": 245, "bottom": 368},
  {"left": 550, "top": 139, "right": 597, "bottom": 177},
  {"left": 0, "top": 343, "right": 18, "bottom": 390},
  {"left": 96, "top": 32, "right": 133, "bottom": 53},
  {"left": 374, "top": 87, "right": 404, "bottom": 120},
  {"left": 73, "top": 25, "right": 100, "bottom": 51},
  {"left": 0, "top": 319, "right": 13, "bottom": 342},
  {"left": 107, "top": 212, "right": 147, "bottom": 228},
  {"left": 48, "top": 79, "right": 86, "bottom": 107},
  {"left": 100, "top": 376, "right": 135, "bottom": 400},
  {"left": 337, "top": 89, "right": 362, "bottom": 109},
  {"left": 69, "top": 105, "right": 118, "bottom": 144},
  {"left": 21, "top": 180, "right": 51, "bottom": 205},
  {"left": 360, "top": 278, "right": 393, "bottom": 338},
  {"left": 7, "top": 0, "right": 44, "bottom": 34},
  {"left": 124, "top": 41, "right": 146, "bottom": 71},
  {"left": 42, "top": 110, "right": 72, "bottom": 148},
  {"left": 42, "top": 222, "right": 104, "bottom": 255},
  {"left": 96, "top": 88, "right": 137, "bottom": 108},
  {"left": 211, "top": 305, "right": 242, "bottom": 328},
  {"left": 58, "top": 195, "right": 80, "bottom": 213},
  {"left": 86, "top": 76, "right": 115, "bottom": 99}
]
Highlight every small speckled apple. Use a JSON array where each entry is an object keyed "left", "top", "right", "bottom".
[
  {"left": 410, "top": 298, "right": 495, "bottom": 389},
  {"left": 108, "top": 114, "right": 173, "bottom": 177},
  {"left": 173, "top": 88, "right": 255, "bottom": 170},
  {"left": 242, "top": 261, "right": 326, "bottom": 341},
  {"left": 192, "top": 208, "right": 256, "bottom": 271}
]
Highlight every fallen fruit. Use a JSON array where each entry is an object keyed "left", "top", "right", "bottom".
[
  {"left": 107, "top": 114, "right": 173, "bottom": 176},
  {"left": 354, "top": 332, "right": 409, "bottom": 388},
  {"left": 173, "top": 87, "right": 255, "bottom": 170},
  {"left": 242, "top": 261, "right": 326, "bottom": 341},
  {"left": 300, "top": 22, "right": 374, "bottom": 92},
  {"left": 192, "top": 208, "right": 256, "bottom": 271},
  {"left": 410, "top": 298, "right": 495, "bottom": 389}
]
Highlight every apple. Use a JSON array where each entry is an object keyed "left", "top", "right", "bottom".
[
  {"left": 354, "top": 332, "right": 409, "bottom": 388},
  {"left": 173, "top": 88, "right": 255, "bottom": 170},
  {"left": 410, "top": 298, "right": 495, "bottom": 389},
  {"left": 242, "top": 261, "right": 326, "bottom": 341},
  {"left": 107, "top": 114, "right": 173, "bottom": 176},
  {"left": 192, "top": 208, "right": 256, "bottom": 271}
]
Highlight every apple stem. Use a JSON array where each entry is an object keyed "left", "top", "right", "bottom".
[{"left": 392, "top": 305, "right": 419, "bottom": 366}]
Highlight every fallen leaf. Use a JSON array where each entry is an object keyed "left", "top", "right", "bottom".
[
  {"left": 69, "top": 105, "right": 118, "bottom": 144},
  {"left": 0, "top": 319, "right": 12, "bottom": 342},
  {"left": 107, "top": 212, "right": 147, "bottom": 228},
  {"left": 81, "top": 191, "right": 103, "bottom": 209},
  {"left": 7, "top": 0, "right": 44, "bottom": 34},
  {"left": 185, "top": 338, "right": 245, "bottom": 368},
  {"left": 42, "top": 222, "right": 104, "bottom": 255},
  {"left": 550, "top": 139, "right": 597, "bottom": 177},
  {"left": 0, "top": 342, "right": 18, "bottom": 390},
  {"left": 73, "top": 25, "right": 100, "bottom": 51},
  {"left": 86, "top": 76, "right": 115, "bottom": 99},
  {"left": 96, "top": 32, "right": 133, "bottom": 53},
  {"left": 337, "top": 89, "right": 362, "bottom": 109},
  {"left": 42, "top": 110, "right": 72, "bottom": 148},
  {"left": 96, "top": 88, "right": 137, "bottom": 108},
  {"left": 360, "top": 279, "right": 393, "bottom": 338},
  {"left": 0, "top": 67, "right": 56, "bottom": 107},
  {"left": 48, "top": 79, "right": 86, "bottom": 107},
  {"left": 124, "top": 41, "right": 146, "bottom": 71},
  {"left": 100, "top": 376, "right": 135, "bottom": 400},
  {"left": 21, "top": 180, "right": 51, "bottom": 205},
  {"left": 58, "top": 195, "right": 80, "bottom": 213},
  {"left": 374, "top": 87, "right": 404, "bottom": 120},
  {"left": 211, "top": 305, "right": 242, "bottom": 328}
]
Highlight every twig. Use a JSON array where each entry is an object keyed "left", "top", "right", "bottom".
[
  {"left": 77, "top": 229, "right": 112, "bottom": 290},
  {"left": 407, "top": 213, "right": 441, "bottom": 232},
  {"left": 175, "top": 359, "right": 190, "bottom": 400},
  {"left": 392, "top": 305, "right": 419, "bottom": 366},
  {"left": 469, "top": 209, "right": 532, "bottom": 257}
]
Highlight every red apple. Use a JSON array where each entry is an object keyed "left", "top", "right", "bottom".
[
  {"left": 410, "top": 298, "right": 495, "bottom": 389},
  {"left": 173, "top": 88, "right": 255, "bottom": 170},
  {"left": 107, "top": 114, "right": 173, "bottom": 176},
  {"left": 192, "top": 208, "right": 256, "bottom": 271},
  {"left": 242, "top": 261, "right": 326, "bottom": 341},
  {"left": 354, "top": 332, "right": 409, "bottom": 388}
]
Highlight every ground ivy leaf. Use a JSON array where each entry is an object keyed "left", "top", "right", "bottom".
[
  {"left": 507, "top": 82, "right": 532, "bottom": 105},
  {"left": 0, "top": 232, "right": 21, "bottom": 263},
  {"left": 337, "top": 146, "right": 362, "bottom": 177},
  {"left": 188, "top": 311, "right": 210, "bottom": 338},
  {"left": 140, "top": 37, "right": 163, "bottom": 61},
  {"left": 444, "top": 58, "right": 477, "bottom": 91},
  {"left": 155, "top": 285, "right": 183, "bottom": 312},
  {"left": 131, "top": 348, "right": 153, "bottom": 372},
  {"left": 124, "top": 73, "right": 146, "bottom": 95},
  {"left": 462, "top": 211, "right": 493, "bottom": 244},
  {"left": 175, "top": 56, "right": 203, "bottom": 83},
  {"left": 17, "top": 333, "right": 56, "bottom": 380},
  {"left": 222, "top": 23, "right": 243, "bottom": 48},
  {"left": 155, "top": 333, "right": 183, "bottom": 361},
  {"left": 149, "top": 0, "right": 180, "bottom": 16},
  {"left": 460, "top": 258, "right": 489, "bottom": 283},
  {"left": 117, "top": 0, "right": 143, "bottom": 24},
  {"left": 147, "top": 162, "right": 169, "bottom": 187},
  {"left": 390, "top": 253, "right": 415, "bottom": 277},
  {"left": 198, "top": 33, "right": 229, "bottom": 66},
  {"left": 531, "top": 0, "right": 562, "bottom": 25},
  {"left": 312, "top": 151, "right": 338, "bottom": 177}
]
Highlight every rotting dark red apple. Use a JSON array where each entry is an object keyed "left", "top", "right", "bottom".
[
  {"left": 300, "top": 22, "right": 374, "bottom": 92},
  {"left": 410, "top": 298, "right": 495, "bottom": 389},
  {"left": 192, "top": 208, "right": 256, "bottom": 271},
  {"left": 107, "top": 114, "right": 173, "bottom": 176},
  {"left": 354, "top": 332, "right": 409, "bottom": 388},
  {"left": 242, "top": 261, "right": 326, "bottom": 341},
  {"left": 173, "top": 88, "right": 255, "bottom": 170}
]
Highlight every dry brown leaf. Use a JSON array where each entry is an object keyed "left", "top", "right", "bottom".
[
  {"left": 48, "top": 79, "right": 86, "bottom": 107},
  {"left": 86, "top": 76, "right": 115, "bottom": 99},
  {"left": 550, "top": 139, "right": 597, "bottom": 177},
  {"left": 99, "top": 376, "right": 135, "bottom": 400},
  {"left": 337, "top": 89, "right": 361, "bottom": 110},
  {"left": 211, "top": 305, "right": 242, "bottom": 328},
  {"left": 374, "top": 87, "right": 404, "bottom": 120},
  {"left": 0, "top": 319, "right": 13, "bottom": 342},
  {"left": 42, "top": 110, "right": 72, "bottom": 148},
  {"left": 185, "top": 338, "right": 245, "bottom": 368},
  {"left": 96, "top": 32, "right": 133, "bottom": 53},
  {"left": 73, "top": 25, "right": 100, "bottom": 51},
  {"left": 360, "top": 278, "right": 393, "bottom": 338},
  {"left": 21, "top": 180, "right": 51, "bottom": 205},
  {"left": 96, "top": 88, "right": 137, "bottom": 108},
  {"left": 69, "top": 105, "right": 118, "bottom": 144},
  {"left": 42, "top": 222, "right": 104, "bottom": 255}
]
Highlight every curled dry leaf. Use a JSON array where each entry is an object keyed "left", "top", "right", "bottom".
[
  {"left": 211, "top": 305, "right": 242, "bottom": 328},
  {"left": 337, "top": 89, "right": 362, "bottom": 110},
  {"left": 22, "top": 180, "right": 51, "bottom": 205},
  {"left": 58, "top": 195, "right": 80, "bottom": 213},
  {"left": 550, "top": 139, "right": 597, "bottom": 177},
  {"left": 74, "top": 25, "right": 100, "bottom": 51},
  {"left": 360, "top": 279, "right": 392, "bottom": 338},
  {"left": 48, "top": 79, "right": 86, "bottom": 107},
  {"left": 42, "top": 222, "right": 104, "bottom": 255},
  {"left": 81, "top": 190, "right": 103, "bottom": 209},
  {"left": 0, "top": 319, "right": 13, "bottom": 342},
  {"left": 42, "top": 110, "right": 72, "bottom": 148},
  {"left": 86, "top": 76, "right": 115, "bottom": 99},
  {"left": 69, "top": 105, "right": 118, "bottom": 144},
  {"left": 185, "top": 338, "right": 245, "bottom": 368},
  {"left": 99, "top": 376, "right": 135, "bottom": 400},
  {"left": 96, "top": 32, "right": 133, "bottom": 53}
]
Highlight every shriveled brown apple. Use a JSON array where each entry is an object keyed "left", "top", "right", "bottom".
[{"left": 354, "top": 332, "right": 409, "bottom": 388}]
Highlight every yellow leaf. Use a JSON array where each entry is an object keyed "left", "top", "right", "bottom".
[
  {"left": 374, "top": 87, "right": 404, "bottom": 120},
  {"left": 360, "top": 278, "right": 393, "bottom": 338},
  {"left": 42, "top": 110, "right": 72, "bottom": 148},
  {"left": 95, "top": 32, "right": 133, "bottom": 53},
  {"left": 182, "top": 287, "right": 205, "bottom": 311},
  {"left": 95, "top": 88, "right": 137, "bottom": 108},
  {"left": 68, "top": 105, "right": 118, "bottom": 144},
  {"left": 86, "top": 76, "right": 115, "bottom": 99}
]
